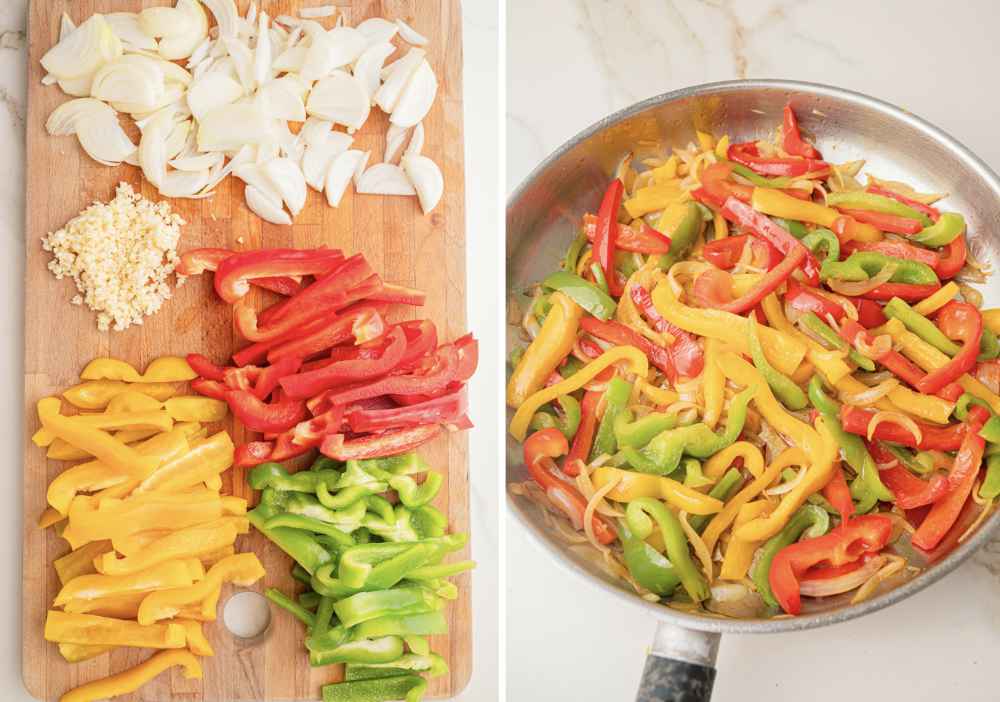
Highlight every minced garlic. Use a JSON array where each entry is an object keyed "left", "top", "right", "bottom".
[{"left": 41, "top": 182, "right": 184, "bottom": 331}]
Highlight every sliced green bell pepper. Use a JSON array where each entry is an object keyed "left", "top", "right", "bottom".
[
  {"left": 772, "top": 216, "right": 809, "bottom": 239},
  {"left": 249, "top": 497, "right": 333, "bottom": 575},
  {"left": 589, "top": 376, "right": 633, "bottom": 460},
  {"left": 658, "top": 202, "right": 703, "bottom": 270},
  {"left": 613, "top": 410, "right": 677, "bottom": 449},
  {"left": 730, "top": 162, "right": 793, "bottom": 189},
  {"left": 748, "top": 315, "right": 807, "bottom": 410},
  {"left": 322, "top": 675, "right": 427, "bottom": 702},
  {"left": 979, "top": 454, "right": 1000, "bottom": 500},
  {"left": 625, "top": 497, "right": 709, "bottom": 601},
  {"left": 354, "top": 612, "right": 448, "bottom": 640},
  {"left": 263, "top": 513, "right": 356, "bottom": 548},
  {"left": 249, "top": 463, "right": 339, "bottom": 492},
  {"left": 689, "top": 467, "right": 743, "bottom": 533},
  {"left": 801, "top": 227, "right": 839, "bottom": 262},
  {"left": 618, "top": 517, "right": 681, "bottom": 597},
  {"left": 308, "top": 635, "right": 405, "bottom": 667},
  {"left": 266, "top": 587, "right": 316, "bottom": 628},
  {"left": 563, "top": 232, "right": 588, "bottom": 273},
  {"left": 334, "top": 588, "right": 441, "bottom": 629},
  {"left": 750, "top": 504, "right": 830, "bottom": 609},
  {"left": 799, "top": 311, "right": 875, "bottom": 371},
  {"left": 884, "top": 297, "right": 959, "bottom": 356},
  {"left": 825, "top": 191, "right": 933, "bottom": 226},
  {"left": 389, "top": 473, "right": 444, "bottom": 509},
  {"left": 529, "top": 395, "right": 582, "bottom": 441},
  {"left": 821, "top": 251, "right": 939, "bottom": 286},
  {"left": 913, "top": 212, "right": 965, "bottom": 247},
  {"left": 541, "top": 271, "right": 617, "bottom": 320}
]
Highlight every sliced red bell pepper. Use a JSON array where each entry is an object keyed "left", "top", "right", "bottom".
[
  {"left": 593, "top": 179, "right": 625, "bottom": 297},
  {"left": 799, "top": 559, "right": 866, "bottom": 581},
  {"left": 700, "top": 162, "right": 754, "bottom": 206},
  {"left": 785, "top": 280, "right": 846, "bottom": 322},
  {"left": 223, "top": 365, "right": 261, "bottom": 391},
  {"left": 872, "top": 443, "right": 950, "bottom": 508},
  {"left": 564, "top": 388, "right": 603, "bottom": 477},
  {"left": 213, "top": 248, "right": 343, "bottom": 303},
  {"left": 579, "top": 317, "right": 676, "bottom": 379},
  {"left": 914, "top": 301, "right": 982, "bottom": 395},
  {"left": 629, "top": 285, "right": 703, "bottom": 377},
  {"left": 821, "top": 465, "right": 855, "bottom": 522},
  {"left": 837, "top": 319, "right": 925, "bottom": 389},
  {"left": 252, "top": 355, "right": 302, "bottom": 401},
  {"left": 691, "top": 268, "right": 734, "bottom": 310},
  {"left": 839, "top": 405, "right": 966, "bottom": 451},
  {"left": 842, "top": 239, "right": 939, "bottom": 269},
  {"left": 946, "top": 405, "right": 990, "bottom": 488},
  {"left": 782, "top": 104, "right": 822, "bottom": 159},
  {"left": 768, "top": 514, "right": 893, "bottom": 615},
  {"left": 859, "top": 282, "right": 941, "bottom": 302},
  {"left": 727, "top": 141, "right": 829, "bottom": 178},
  {"left": 186, "top": 353, "right": 226, "bottom": 382},
  {"left": 835, "top": 208, "right": 923, "bottom": 235},
  {"left": 711, "top": 244, "right": 805, "bottom": 314},
  {"left": 347, "top": 388, "right": 468, "bottom": 433},
  {"left": 191, "top": 377, "right": 228, "bottom": 401},
  {"left": 226, "top": 389, "right": 308, "bottom": 433},
  {"left": 280, "top": 326, "right": 407, "bottom": 399},
  {"left": 524, "top": 426, "right": 569, "bottom": 466},
  {"left": 702, "top": 235, "right": 748, "bottom": 270},
  {"left": 721, "top": 197, "right": 821, "bottom": 284},
  {"left": 177, "top": 247, "right": 306, "bottom": 297},
  {"left": 389, "top": 333, "right": 478, "bottom": 405},
  {"left": 266, "top": 304, "right": 388, "bottom": 364},
  {"left": 866, "top": 184, "right": 940, "bottom": 222},
  {"left": 849, "top": 299, "right": 887, "bottom": 329},
  {"left": 933, "top": 235, "right": 967, "bottom": 280},
  {"left": 582, "top": 214, "right": 672, "bottom": 254},
  {"left": 320, "top": 424, "right": 443, "bottom": 460},
  {"left": 366, "top": 282, "right": 427, "bottom": 307}
]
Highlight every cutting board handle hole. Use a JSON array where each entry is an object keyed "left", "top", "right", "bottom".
[{"left": 223, "top": 591, "right": 272, "bottom": 643}]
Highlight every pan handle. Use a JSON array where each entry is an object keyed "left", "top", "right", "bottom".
[{"left": 634, "top": 621, "right": 721, "bottom": 702}]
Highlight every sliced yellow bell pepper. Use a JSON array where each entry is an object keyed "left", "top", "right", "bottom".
[
  {"left": 652, "top": 283, "right": 806, "bottom": 376},
  {"left": 58, "top": 650, "right": 202, "bottom": 702},
  {"left": 714, "top": 135, "right": 730, "bottom": 160},
  {"left": 177, "top": 619, "right": 214, "bottom": 657},
  {"left": 507, "top": 291, "right": 583, "bottom": 408},
  {"left": 696, "top": 130, "right": 715, "bottom": 152},
  {"left": 137, "top": 431, "right": 235, "bottom": 493},
  {"left": 96, "top": 521, "right": 241, "bottom": 576},
  {"left": 650, "top": 155, "right": 678, "bottom": 182},
  {"left": 58, "top": 642, "right": 114, "bottom": 663},
  {"left": 719, "top": 500, "right": 773, "bottom": 581},
  {"left": 636, "top": 380, "right": 679, "bottom": 407},
  {"left": 106, "top": 391, "right": 164, "bottom": 414},
  {"left": 54, "top": 541, "right": 112, "bottom": 586},
  {"left": 624, "top": 179, "right": 685, "bottom": 218},
  {"left": 112, "top": 529, "right": 170, "bottom": 558},
  {"left": 63, "top": 380, "right": 180, "bottom": 410},
  {"left": 656, "top": 201, "right": 692, "bottom": 234},
  {"left": 63, "top": 592, "right": 146, "bottom": 618},
  {"left": 761, "top": 293, "right": 852, "bottom": 385},
  {"left": 44, "top": 610, "right": 187, "bottom": 649},
  {"left": 81, "top": 356, "right": 197, "bottom": 383},
  {"left": 137, "top": 553, "right": 265, "bottom": 625},
  {"left": 164, "top": 396, "right": 228, "bottom": 423},
  {"left": 704, "top": 441, "right": 765, "bottom": 480},
  {"left": 913, "top": 282, "right": 960, "bottom": 316},
  {"left": 41, "top": 411, "right": 174, "bottom": 450},
  {"left": 702, "top": 339, "right": 725, "bottom": 430},
  {"left": 200, "top": 546, "right": 236, "bottom": 567},
  {"left": 39, "top": 506, "right": 67, "bottom": 529},
  {"left": 113, "top": 427, "right": 164, "bottom": 444},
  {"left": 55, "top": 559, "right": 196, "bottom": 606},
  {"left": 751, "top": 187, "right": 881, "bottom": 241},
  {"left": 591, "top": 466, "right": 724, "bottom": 515},
  {"left": 886, "top": 386, "right": 955, "bottom": 424},
  {"left": 221, "top": 496, "right": 248, "bottom": 515},
  {"left": 984, "top": 308, "right": 1000, "bottom": 336},
  {"left": 509, "top": 346, "right": 649, "bottom": 441}
]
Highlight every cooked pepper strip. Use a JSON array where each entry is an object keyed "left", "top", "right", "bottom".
[
  {"left": 782, "top": 104, "right": 821, "bottom": 159},
  {"left": 613, "top": 410, "right": 677, "bottom": 449},
  {"left": 912, "top": 212, "right": 966, "bottom": 248},
  {"left": 885, "top": 297, "right": 960, "bottom": 355},
  {"left": 593, "top": 179, "right": 625, "bottom": 296},
  {"left": 618, "top": 517, "right": 681, "bottom": 596},
  {"left": 913, "top": 301, "right": 982, "bottom": 395},
  {"left": 589, "top": 376, "right": 632, "bottom": 460},
  {"left": 625, "top": 497, "right": 710, "bottom": 601},
  {"left": 580, "top": 317, "right": 675, "bottom": 378},
  {"left": 592, "top": 466, "right": 723, "bottom": 515},
  {"left": 826, "top": 191, "right": 933, "bottom": 227},
  {"left": 750, "top": 504, "right": 830, "bottom": 609},
  {"left": 657, "top": 202, "right": 703, "bottom": 271},
  {"left": 58, "top": 650, "right": 202, "bottom": 702},
  {"left": 798, "top": 312, "right": 874, "bottom": 371},
  {"left": 728, "top": 142, "right": 828, "bottom": 178},
  {"left": 507, "top": 291, "right": 583, "bottom": 408},
  {"left": 821, "top": 251, "right": 939, "bottom": 287},
  {"left": 748, "top": 315, "right": 807, "bottom": 410},
  {"left": 836, "top": 208, "right": 923, "bottom": 235},
  {"left": 582, "top": 214, "right": 672, "bottom": 254},
  {"left": 839, "top": 405, "right": 965, "bottom": 451},
  {"left": 722, "top": 196, "right": 820, "bottom": 284},
  {"left": 529, "top": 394, "right": 581, "bottom": 441}
]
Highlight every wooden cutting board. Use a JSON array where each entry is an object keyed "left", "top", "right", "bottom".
[{"left": 22, "top": 1, "right": 470, "bottom": 700}]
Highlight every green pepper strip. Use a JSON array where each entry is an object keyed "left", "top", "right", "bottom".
[
  {"left": 354, "top": 613, "right": 447, "bottom": 641},
  {"left": 292, "top": 565, "right": 313, "bottom": 586},
  {"left": 275, "top": 492, "right": 367, "bottom": 532},
  {"left": 308, "top": 635, "right": 405, "bottom": 667},
  {"left": 366, "top": 495, "right": 396, "bottom": 524},
  {"left": 339, "top": 542, "right": 438, "bottom": 590},
  {"left": 980, "top": 415, "right": 1000, "bottom": 444},
  {"left": 590, "top": 376, "right": 633, "bottom": 460},
  {"left": 808, "top": 376, "right": 894, "bottom": 502},
  {"left": 343, "top": 665, "right": 411, "bottom": 682},
  {"left": 884, "top": 297, "right": 960, "bottom": 356},
  {"left": 298, "top": 591, "right": 321, "bottom": 610},
  {"left": 334, "top": 588, "right": 441, "bottom": 629},
  {"left": 541, "top": 270, "right": 617, "bottom": 320},
  {"left": 263, "top": 513, "right": 356, "bottom": 547},
  {"left": 618, "top": 517, "right": 681, "bottom": 597},
  {"left": 249, "top": 463, "right": 339, "bottom": 492},
  {"left": 680, "top": 458, "right": 713, "bottom": 488},
  {"left": 404, "top": 560, "right": 476, "bottom": 581},
  {"left": 349, "top": 653, "right": 447, "bottom": 677},
  {"left": 729, "top": 162, "right": 793, "bottom": 189},
  {"left": 563, "top": 232, "right": 588, "bottom": 273},
  {"left": 589, "top": 261, "right": 610, "bottom": 295},
  {"left": 317, "top": 481, "right": 388, "bottom": 511},
  {"left": 799, "top": 311, "right": 876, "bottom": 371},
  {"left": 405, "top": 636, "right": 430, "bottom": 656},
  {"left": 623, "top": 385, "right": 754, "bottom": 475},
  {"left": 689, "top": 468, "right": 743, "bottom": 533},
  {"left": 772, "top": 217, "right": 809, "bottom": 239},
  {"left": 313, "top": 596, "right": 336, "bottom": 638},
  {"left": 750, "top": 504, "right": 830, "bottom": 609},
  {"left": 913, "top": 212, "right": 965, "bottom": 248},
  {"left": 613, "top": 410, "right": 677, "bottom": 449},
  {"left": 529, "top": 395, "right": 582, "bottom": 441},
  {"left": 801, "top": 227, "right": 839, "bottom": 262},
  {"left": 980, "top": 454, "right": 1000, "bottom": 500},
  {"left": 266, "top": 587, "right": 316, "bottom": 628},
  {"left": 883, "top": 443, "right": 934, "bottom": 476},
  {"left": 979, "top": 327, "right": 1000, "bottom": 362},
  {"left": 820, "top": 251, "right": 939, "bottom": 286},
  {"left": 825, "top": 191, "right": 933, "bottom": 226},
  {"left": 249, "top": 497, "right": 333, "bottom": 575},
  {"left": 390, "top": 473, "right": 444, "bottom": 508},
  {"left": 311, "top": 456, "right": 343, "bottom": 472},
  {"left": 625, "top": 497, "right": 709, "bottom": 601},
  {"left": 658, "top": 202, "right": 703, "bottom": 270},
  {"left": 748, "top": 315, "right": 807, "bottom": 410},
  {"left": 322, "top": 676, "right": 427, "bottom": 702},
  {"left": 956, "top": 393, "right": 994, "bottom": 422}
]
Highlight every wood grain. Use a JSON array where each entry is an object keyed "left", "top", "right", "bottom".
[{"left": 22, "top": 1, "right": 470, "bottom": 700}]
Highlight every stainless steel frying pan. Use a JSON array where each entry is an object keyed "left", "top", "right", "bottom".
[{"left": 506, "top": 80, "right": 1000, "bottom": 702}]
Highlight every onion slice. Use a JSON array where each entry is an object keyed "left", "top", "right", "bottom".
[
  {"left": 827, "top": 262, "right": 898, "bottom": 297},
  {"left": 800, "top": 556, "right": 888, "bottom": 598},
  {"left": 390, "top": 59, "right": 437, "bottom": 128},
  {"left": 401, "top": 154, "right": 443, "bottom": 213},
  {"left": 355, "top": 163, "right": 416, "bottom": 195},
  {"left": 867, "top": 411, "right": 923, "bottom": 444},
  {"left": 841, "top": 378, "right": 899, "bottom": 407},
  {"left": 324, "top": 149, "right": 366, "bottom": 207},
  {"left": 395, "top": 19, "right": 429, "bottom": 46},
  {"left": 42, "top": 14, "right": 119, "bottom": 80}
]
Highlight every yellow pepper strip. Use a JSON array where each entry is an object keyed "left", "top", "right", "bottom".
[
  {"left": 222, "top": 497, "right": 248, "bottom": 515},
  {"left": 704, "top": 441, "right": 765, "bottom": 479},
  {"left": 656, "top": 201, "right": 692, "bottom": 234},
  {"left": 591, "top": 466, "right": 723, "bottom": 515},
  {"left": 703, "top": 448, "right": 807, "bottom": 553},
  {"left": 913, "top": 282, "right": 960, "bottom": 316},
  {"left": 63, "top": 592, "right": 146, "bottom": 618},
  {"left": 54, "top": 541, "right": 112, "bottom": 586},
  {"left": 652, "top": 282, "right": 806, "bottom": 376},
  {"left": 637, "top": 380, "right": 679, "bottom": 407},
  {"left": 984, "top": 309, "right": 1000, "bottom": 336},
  {"left": 58, "top": 642, "right": 114, "bottom": 663},
  {"left": 55, "top": 559, "right": 196, "bottom": 607},
  {"left": 833, "top": 374, "right": 900, "bottom": 414},
  {"left": 713, "top": 209, "right": 728, "bottom": 239},
  {"left": 112, "top": 529, "right": 170, "bottom": 558},
  {"left": 44, "top": 610, "right": 187, "bottom": 649},
  {"left": 719, "top": 500, "right": 773, "bottom": 581},
  {"left": 137, "top": 432, "right": 235, "bottom": 493},
  {"left": 39, "top": 506, "right": 67, "bottom": 529},
  {"left": 46, "top": 440, "right": 92, "bottom": 461},
  {"left": 58, "top": 650, "right": 202, "bottom": 702},
  {"left": 63, "top": 380, "right": 180, "bottom": 410},
  {"left": 47, "top": 428, "right": 191, "bottom": 515},
  {"left": 177, "top": 619, "right": 214, "bottom": 656},
  {"left": 50, "top": 411, "right": 174, "bottom": 447},
  {"left": 731, "top": 274, "right": 763, "bottom": 297},
  {"left": 81, "top": 356, "right": 197, "bottom": 383},
  {"left": 696, "top": 130, "right": 715, "bottom": 152},
  {"left": 137, "top": 553, "right": 265, "bottom": 625},
  {"left": 715, "top": 135, "right": 730, "bottom": 159},
  {"left": 625, "top": 179, "right": 685, "bottom": 219},
  {"left": 887, "top": 386, "right": 955, "bottom": 424},
  {"left": 206, "top": 475, "right": 223, "bottom": 491},
  {"left": 506, "top": 291, "right": 583, "bottom": 408},
  {"left": 509, "top": 346, "right": 649, "bottom": 441},
  {"left": 761, "top": 292, "right": 853, "bottom": 385},
  {"left": 885, "top": 319, "right": 1000, "bottom": 414},
  {"left": 107, "top": 391, "right": 164, "bottom": 414},
  {"left": 702, "top": 339, "right": 725, "bottom": 430},
  {"left": 200, "top": 546, "right": 236, "bottom": 567},
  {"left": 97, "top": 522, "right": 241, "bottom": 576},
  {"left": 113, "top": 427, "right": 163, "bottom": 444},
  {"left": 751, "top": 187, "right": 881, "bottom": 242},
  {"left": 164, "top": 396, "right": 228, "bottom": 423},
  {"left": 650, "top": 155, "right": 678, "bottom": 182}
]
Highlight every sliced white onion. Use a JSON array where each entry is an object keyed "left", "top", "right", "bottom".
[
  {"left": 272, "top": 45, "right": 307, "bottom": 73},
  {"left": 356, "top": 163, "right": 415, "bottom": 195},
  {"left": 186, "top": 71, "right": 244, "bottom": 121},
  {"left": 139, "top": 6, "right": 192, "bottom": 39},
  {"left": 353, "top": 42, "right": 394, "bottom": 102},
  {"left": 300, "top": 117, "right": 333, "bottom": 148},
  {"left": 246, "top": 1, "right": 258, "bottom": 24},
  {"left": 138, "top": 112, "right": 170, "bottom": 188},
  {"left": 158, "top": 0, "right": 208, "bottom": 61},
  {"left": 198, "top": 103, "right": 272, "bottom": 151},
  {"left": 42, "top": 14, "right": 118, "bottom": 80},
  {"left": 170, "top": 151, "right": 223, "bottom": 172},
  {"left": 395, "top": 19, "right": 429, "bottom": 46},
  {"left": 302, "top": 132, "right": 352, "bottom": 190},
  {"left": 203, "top": 0, "right": 240, "bottom": 40},
  {"left": 842, "top": 378, "right": 900, "bottom": 407},
  {"left": 58, "top": 73, "right": 98, "bottom": 98},
  {"left": 90, "top": 58, "right": 164, "bottom": 109},
  {"left": 263, "top": 157, "right": 307, "bottom": 215},
  {"left": 42, "top": 74, "right": 58, "bottom": 87},
  {"left": 253, "top": 11, "right": 272, "bottom": 86},
  {"left": 326, "top": 27, "right": 368, "bottom": 68},
  {"left": 59, "top": 13, "right": 76, "bottom": 40},
  {"left": 298, "top": 21, "right": 335, "bottom": 82},
  {"left": 164, "top": 119, "right": 192, "bottom": 159},
  {"left": 353, "top": 150, "right": 371, "bottom": 185},
  {"left": 160, "top": 169, "right": 212, "bottom": 198},
  {"left": 112, "top": 81, "right": 184, "bottom": 116},
  {"left": 75, "top": 108, "right": 137, "bottom": 165},
  {"left": 356, "top": 17, "right": 398, "bottom": 45},
  {"left": 390, "top": 59, "right": 437, "bottom": 128},
  {"left": 158, "top": 59, "right": 193, "bottom": 86},
  {"left": 256, "top": 78, "right": 306, "bottom": 122},
  {"left": 325, "top": 149, "right": 365, "bottom": 207},
  {"left": 404, "top": 121, "right": 424, "bottom": 158},
  {"left": 374, "top": 48, "right": 425, "bottom": 114},
  {"left": 306, "top": 71, "right": 370, "bottom": 130},
  {"left": 401, "top": 154, "right": 443, "bottom": 213},
  {"left": 186, "top": 36, "right": 212, "bottom": 67},
  {"left": 256, "top": 140, "right": 282, "bottom": 164},
  {"left": 105, "top": 13, "right": 157, "bottom": 51},
  {"left": 384, "top": 123, "right": 408, "bottom": 163},
  {"left": 199, "top": 143, "right": 255, "bottom": 193},
  {"left": 867, "top": 411, "right": 923, "bottom": 444},
  {"left": 46, "top": 98, "right": 110, "bottom": 136},
  {"left": 222, "top": 36, "right": 256, "bottom": 92},
  {"left": 799, "top": 556, "right": 888, "bottom": 598},
  {"left": 275, "top": 15, "right": 303, "bottom": 29},
  {"left": 245, "top": 185, "right": 292, "bottom": 225},
  {"left": 299, "top": 5, "right": 337, "bottom": 19}
]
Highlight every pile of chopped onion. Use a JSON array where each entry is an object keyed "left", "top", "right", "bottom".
[{"left": 40, "top": 1, "right": 445, "bottom": 222}]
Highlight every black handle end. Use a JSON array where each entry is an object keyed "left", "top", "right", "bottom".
[{"left": 635, "top": 654, "right": 716, "bottom": 702}]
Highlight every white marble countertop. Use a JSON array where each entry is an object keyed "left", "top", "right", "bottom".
[
  {"left": 507, "top": 1, "right": 1000, "bottom": 700},
  {"left": 0, "top": 1, "right": 498, "bottom": 700}
]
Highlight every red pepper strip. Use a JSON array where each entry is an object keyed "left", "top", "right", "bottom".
[
  {"left": 849, "top": 299, "right": 887, "bottom": 329},
  {"left": 702, "top": 235, "right": 748, "bottom": 270},
  {"left": 914, "top": 302, "right": 982, "bottom": 395},
  {"left": 842, "top": 239, "right": 939, "bottom": 269},
  {"left": 579, "top": 317, "right": 676, "bottom": 378},
  {"left": 821, "top": 466, "right": 855, "bottom": 522},
  {"left": 267, "top": 304, "right": 388, "bottom": 364},
  {"left": 565, "top": 388, "right": 604, "bottom": 478},
  {"left": 782, "top": 104, "right": 822, "bottom": 159},
  {"left": 347, "top": 389, "right": 468, "bottom": 433},
  {"left": 327, "top": 320, "right": 438, "bottom": 368},
  {"left": 785, "top": 280, "right": 846, "bottom": 322},
  {"left": 866, "top": 185, "right": 940, "bottom": 222},
  {"left": 280, "top": 327, "right": 407, "bottom": 399},
  {"left": 913, "top": 494, "right": 984, "bottom": 563},
  {"left": 191, "top": 377, "right": 228, "bottom": 401},
  {"left": 629, "top": 285, "right": 703, "bottom": 378},
  {"left": 769, "top": 514, "right": 893, "bottom": 615},
  {"left": 176, "top": 247, "right": 306, "bottom": 296},
  {"left": 691, "top": 187, "right": 724, "bottom": 210},
  {"left": 226, "top": 389, "right": 308, "bottom": 433},
  {"left": 721, "top": 197, "right": 821, "bottom": 285},
  {"left": 879, "top": 465, "right": 950, "bottom": 509},
  {"left": 690, "top": 268, "right": 734, "bottom": 310},
  {"left": 389, "top": 334, "right": 478, "bottom": 405},
  {"left": 593, "top": 179, "right": 625, "bottom": 297},
  {"left": 700, "top": 162, "right": 754, "bottom": 206},
  {"left": 911, "top": 411, "right": 987, "bottom": 551},
  {"left": 839, "top": 405, "right": 965, "bottom": 451},
  {"left": 524, "top": 428, "right": 617, "bottom": 544},
  {"left": 715, "top": 245, "right": 805, "bottom": 315},
  {"left": 186, "top": 354, "right": 226, "bottom": 382},
  {"left": 213, "top": 248, "right": 343, "bottom": 304},
  {"left": 933, "top": 235, "right": 967, "bottom": 280},
  {"left": 859, "top": 282, "right": 941, "bottom": 302},
  {"left": 836, "top": 208, "right": 923, "bottom": 236},
  {"left": 582, "top": 214, "right": 672, "bottom": 255},
  {"left": 366, "top": 282, "right": 427, "bottom": 307},
  {"left": 727, "top": 142, "right": 829, "bottom": 178},
  {"left": 320, "top": 424, "right": 443, "bottom": 461},
  {"left": 253, "top": 355, "right": 302, "bottom": 401},
  {"left": 799, "top": 558, "right": 869, "bottom": 581},
  {"left": 223, "top": 365, "right": 261, "bottom": 391},
  {"left": 837, "top": 319, "right": 926, "bottom": 389}
]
